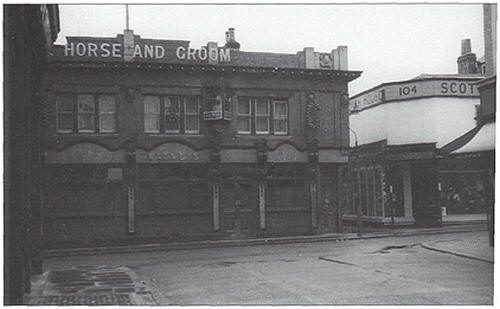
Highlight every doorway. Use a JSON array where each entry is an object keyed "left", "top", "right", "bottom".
[{"left": 220, "top": 177, "right": 258, "bottom": 238}]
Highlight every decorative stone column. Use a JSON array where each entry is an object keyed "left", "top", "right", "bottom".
[
  {"left": 124, "top": 137, "right": 137, "bottom": 235},
  {"left": 307, "top": 139, "right": 320, "bottom": 231},
  {"left": 255, "top": 139, "right": 267, "bottom": 230}
]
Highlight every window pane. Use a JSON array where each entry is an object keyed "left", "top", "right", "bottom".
[
  {"left": 237, "top": 116, "right": 251, "bottom": 133},
  {"left": 165, "top": 96, "right": 180, "bottom": 112},
  {"left": 255, "top": 99, "right": 269, "bottom": 115},
  {"left": 144, "top": 96, "right": 160, "bottom": 114},
  {"left": 78, "top": 114, "right": 95, "bottom": 132},
  {"left": 56, "top": 94, "right": 74, "bottom": 112},
  {"left": 144, "top": 96, "right": 160, "bottom": 133},
  {"left": 100, "top": 115, "right": 115, "bottom": 133},
  {"left": 145, "top": 115, "right": 160, "bottom": 133},
  {"left": 77, "top": 94, "right": 95, "bottom": 112},
  {"left": 185, "top": 96, "right": 199, "bottom": 114},
  {"left": 165, "top": 96, "right": 180, "bottom": 132},
  {"left": 99, "top": 95, "right": 115, "bottom": 113},
  {"left": 99, "top": 95, "right": 115, "bottom": 133},
  {"left": 165, "top": 121, "right": 180, "bottom": 132},
  {"left": 256, "top": 116, "right": 269, "bottom": 133},
  {"left": 274, "top": 119, "right": 288, "bottom": 134},
  {"left": 185, "top": 115, "right": 199, "bottom": 133},
  {"left": 57, "top": 114, "right": 73, "bottom": 132},
  {"left": 238, "top": 99, "right": 251, "bottom": 115},
  {"left": 274, "top": 101, "right": 288, "bottom": 116}
]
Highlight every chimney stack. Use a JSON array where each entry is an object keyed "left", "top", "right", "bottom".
[
  {"left": 224, "top": 27, "right": 240, "bottom": 50},
  {"left": 457, "top": 38, "right": 478, "bottom": 74}
]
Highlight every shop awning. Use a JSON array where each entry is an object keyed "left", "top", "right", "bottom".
[{"left": 452, "top": 122, "right": 495, "bottom": 154}]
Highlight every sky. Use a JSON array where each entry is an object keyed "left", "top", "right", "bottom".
[{"left": 55, "top": 4, "right": 485, "bottom": 95}]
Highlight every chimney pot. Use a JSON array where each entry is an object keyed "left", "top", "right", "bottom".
[
  {"left": 225, "top": 27, "right": 240, "bottom": 50},
  {"left": 461, "top": 39, "right": 472, "bottom": 55}
]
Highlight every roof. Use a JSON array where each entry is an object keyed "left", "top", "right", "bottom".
[
  {"left": 49, "top": 32, "right": 360, "bottom": 77},
  {"left": 410, "top": 73, "right": 484, "bottom": 80}
]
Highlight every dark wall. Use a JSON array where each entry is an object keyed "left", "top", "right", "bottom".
[
  {"left": 4, "top": 4, "right": 59, "bottom": 304},
  {"left": 42, "top": 65, "right": 350, "bottom": 152},
  {"left": 478, "top": 80, "right": 496, "bottom": 122}
]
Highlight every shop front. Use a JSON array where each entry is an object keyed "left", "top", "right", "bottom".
[
  {"left": 344, "top": 141, "right": 440, "bottom": 228},
  {"left": 41, "top": 28, "right": 360, "bottom": 248}
]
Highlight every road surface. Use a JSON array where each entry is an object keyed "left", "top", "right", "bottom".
[{"left": 44, "top": 231, "right": 493, "bottom": 305}]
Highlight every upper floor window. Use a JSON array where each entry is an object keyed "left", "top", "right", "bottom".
[
  {"left": 237, "top": 97, "right": 288, "bottom": 135},
  {"left": 56, "top": 93, "right": 116, "bottom": 134},
  {"left": 144, "top": 95, "right": 200, "bottom": 134}
]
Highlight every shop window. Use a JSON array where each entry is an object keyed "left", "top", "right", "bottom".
[
  {"left": 143, "top": 95, "right": 200, "bottom": 134},
  {"left": 138, "top": 165, "right": 209, "bottom": 211},
  {"left": 56, "top": 93, "right": 116, "bottom": 134},
  {"left": 350, "top": 165, "right": 386, "bottom": 217},
  {"left": 237, "top": 97, "right": 289, "bottom": 135},
  {"left": 267, "top": 164, "right": 307, "bottom": 210}
]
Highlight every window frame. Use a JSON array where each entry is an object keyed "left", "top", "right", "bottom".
[
  {"left": 184, "top": 96, "right": 201, "bottom": 134},
  {"left": 272, "top": 99, "right": 289, "bottom": 135},
  {"left": 254, "top": 98, "right": 270, "bottom": 135},
  {"left": 143, "top": 94, "right": 201, "bottom": 135},
  {"left": 163, "top": 95, "right": 182, "bottom": 134},
  {"left": 98, "top": 94, "right": 117, "bottom": 134},
  {"left": 143, "top": 95, "right": 161, "bottom": 134},
  {"left": 236, "top": 97, "right": 252, "bottom": 135},
  {"left": 236, "top": 97, "right": 289, "bottom": 135},
  {"left": 77, "top": 94, "right": 97, "bottom": 133},
  {"left": 56, "top": 93, "right": 116, "bottom": 134},
  {"left": 56, "top": 94, "right": 75, "bottom": 133}
]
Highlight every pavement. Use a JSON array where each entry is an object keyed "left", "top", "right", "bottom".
[
  {"left": 422, "top": 233, "right": 494, "bottom": 263},
  {"left": 43, "top": 222, "right": 488, "bottom": 257},
  {"left": 26, "top": 223, "right": 493, "bottom": 305}
]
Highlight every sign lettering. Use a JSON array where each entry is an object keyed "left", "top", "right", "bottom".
[
  {"left": 64, "top": 40, "right": 230, "bottom": 62},
  {"left": 147, "top": 150, "right": 200, "bottom": 162},
  {"left": 350, "top": 79, "right": 479, "bottom": 112}
]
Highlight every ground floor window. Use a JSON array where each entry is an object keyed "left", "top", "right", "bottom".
[
  {"left": 385, "top": 166, "right": 405, "bottom": 217},
  {"left": 46, "top": 165, "right": 124, "bottom": 214},
  {"left": 138, "top": 165, "right": 210, "bottom": 211},
  {"left": 266, "top": 164, "right": 307, "bottom": 210},
  {"left": 439, "top": 171, "right": 486, "bottom": 214},
  {"left": 349, "top": 165, "right": 386, "bottom": 217}
]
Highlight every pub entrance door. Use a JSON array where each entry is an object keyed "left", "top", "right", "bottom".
[{"left": 220, "top": 177, "right": 259, "bottom": 239}]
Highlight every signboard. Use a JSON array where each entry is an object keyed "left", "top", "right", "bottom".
[
  {"left": 60, "top": 33, "right": 231, "bottom": 64},
  {"left": 136, "top": 143, "right": 210, "bottom": 163},
  {"left": 203, "top": 92, "right": 232, "bottom": 121},
  {"left": 350, "top": 89, "right": 384, "bottom": 111},
  {"left": 350, "top": 79, "right": 480, "bottom": 112},
  {"left": 203, "top": 110, "right": 232, "bottom": 121}
]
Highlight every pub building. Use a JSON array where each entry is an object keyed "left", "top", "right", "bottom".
[
  {"left": 40, "top": 28, "right": 361, "bottom": 248},
  {"left": 347, "top": 39, "right": 489, "bottom": 228}
]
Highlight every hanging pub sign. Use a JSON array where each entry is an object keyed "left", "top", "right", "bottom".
[{"left": 203, "top": 87, "right": 232, "bottom": 121}]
